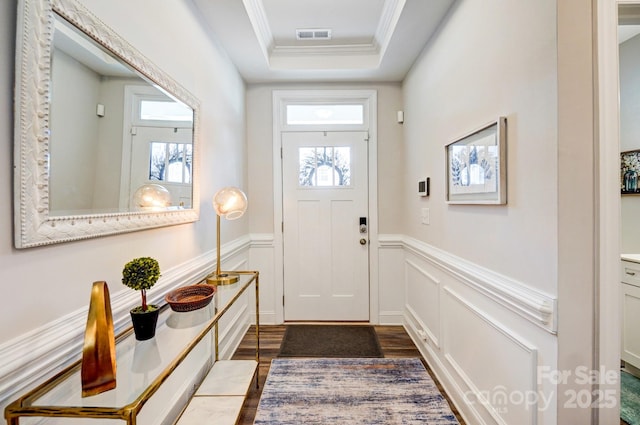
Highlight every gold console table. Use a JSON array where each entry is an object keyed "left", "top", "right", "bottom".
[{"left": 4, "top": 271, "right": 259, "bottom": 425}]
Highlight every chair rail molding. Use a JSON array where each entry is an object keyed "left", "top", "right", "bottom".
[
  {"left": 249, "top": 233, "right": 275, "bottom": 247},
  {"left": 378, "top": 234, "right": 557, "bottom": 333}
]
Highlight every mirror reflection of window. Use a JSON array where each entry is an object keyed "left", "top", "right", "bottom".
[
  {"left": 140, "top": 100, "right": 193, "bottom": 122},
  {"left": 47, "top": 13, "right": 196, "bottom": 216},
  {"left": 125, "top": 86, "right": 194, "bottom": 210},
  {"left": 149, "top": 142, "right": 192, "bottom": 184}
]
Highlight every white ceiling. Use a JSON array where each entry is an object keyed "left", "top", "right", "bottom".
[{"left": 191, "top": 0, "right": 455, "bottom": 83}]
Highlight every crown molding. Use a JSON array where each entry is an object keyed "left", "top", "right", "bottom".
[
  {"left": 242, "top": 0, "right": 274, "bottom": 62},
  {"left": 374, "top": 0, "right": 407, "bottom": 59}
]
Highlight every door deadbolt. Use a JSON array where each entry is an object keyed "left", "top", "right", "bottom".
[
  {"left": 359, "top": 217, "right": 367, "bottom": 234},
  {"left": 360, "top": 238, "right": 367, "bottom": 245}
]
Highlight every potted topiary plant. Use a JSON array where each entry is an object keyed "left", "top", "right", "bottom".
[{"left": 122, "top": 257, "right": 161, "bottom": 340}]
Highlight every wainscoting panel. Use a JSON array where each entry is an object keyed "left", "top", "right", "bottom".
[
  {"left": 379, "top": 234, "right": 557, "bottom": 425},
  {"left": 218, "top": 302, "right": 251, "bottom": 359},
  {"left": 443, "top": 288, "right": 538, "bottom": 425},
  {"left": 405, "top": 258, "right": 440, "bottom": 347},
  {"left": 249, "top": 233, "right": 277, "bottom": 324},
  {"left": 140, "top": 329, "right": 214, "bottom": 425},
  {"left": 217, "top": 258, "right": 252, "bottom": 359},
  {"left": 377, "top": 241, "right": 405, "bottom": 324}
]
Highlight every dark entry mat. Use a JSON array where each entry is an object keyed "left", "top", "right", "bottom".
[{"left": 278, "top": 324, "right": 383, "bottom": 358}]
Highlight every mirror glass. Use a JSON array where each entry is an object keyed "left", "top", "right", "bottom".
[
  {"left": 50, "top": 15, "right": 194, "bottom": 216},
  {"left": 14, "top": 0, "right": 200, "bottom": 248}
]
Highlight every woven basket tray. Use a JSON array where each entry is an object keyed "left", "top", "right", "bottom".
[{"left": 165, "top": 284, "right": 216, "bottom": 312}]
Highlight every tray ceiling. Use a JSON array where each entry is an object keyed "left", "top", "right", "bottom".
[{"left": 192, "top": 0, "right": 455, "bottom": 83}]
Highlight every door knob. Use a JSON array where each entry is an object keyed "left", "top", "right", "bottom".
[{"left": 360, "top": 238, "right": 367, "bottom": 245}]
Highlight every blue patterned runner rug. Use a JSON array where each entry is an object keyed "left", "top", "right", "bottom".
[{"left": 254, "top": 357, "right": 460, "bottom": 425}]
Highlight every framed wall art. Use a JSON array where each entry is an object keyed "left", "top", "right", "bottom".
[
  {"left": 621, "top": 150, "right": 640, "bottom": 195},
  {"left": 445, "top": 117, "right": 507, "bottom": 204}
]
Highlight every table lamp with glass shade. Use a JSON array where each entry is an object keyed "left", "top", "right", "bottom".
[
  {"left": 132, "top": 184, "right": 171, "bottom": 211},
  {"left": 206, "top": 187, "right": 248, "bottom": 285}
]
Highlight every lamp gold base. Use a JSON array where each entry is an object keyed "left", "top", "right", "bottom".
[{"left": 206, "top": 273, "right": 239, "bottom": 286}]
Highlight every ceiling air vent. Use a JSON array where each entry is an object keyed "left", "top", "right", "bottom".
[{"left": 296, "top": 28, "right": 332, "bottom": 40}]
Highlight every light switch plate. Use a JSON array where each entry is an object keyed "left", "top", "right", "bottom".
[{"left": 421, "top": 208, "right": 429, "bottom": 225}]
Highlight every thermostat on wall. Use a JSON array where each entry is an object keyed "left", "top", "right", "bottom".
[{"left": 418, "top": 178, "right": 430, "bottom": 197}]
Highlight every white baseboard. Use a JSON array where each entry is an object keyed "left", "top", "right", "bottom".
[
  {"left": 252, "top": 311, "right": 277, "bottom": 325},
  {"left": 377, "top": 311, "right": 404, "bottom": 325}
]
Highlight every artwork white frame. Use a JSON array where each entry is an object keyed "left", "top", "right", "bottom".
[{"left": 445, "top": 117, "right": 507, "bottom": 205}]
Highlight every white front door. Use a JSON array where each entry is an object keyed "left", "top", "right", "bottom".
[{"left": 282, "top": 131, "right": 369, "bottom": 321}]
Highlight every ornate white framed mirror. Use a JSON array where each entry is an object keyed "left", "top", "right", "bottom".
[{"left": 14, "top": 0, "right": 200, "bottom": 248}]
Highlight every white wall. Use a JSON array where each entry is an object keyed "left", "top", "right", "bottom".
[
  {"left": 396, "top": 0, "right": 605, "bottom": 423},
  {"left": 403, "top": 1, "right": 558, "bottom": 292},
  {"left": 246, "top": 82, "right": 404, "bottom": 234},
  {"left": 400, "top": 0, "right": 560, "bottom": 423},
  {"left": 246, "top": 83, "right": 405, "bottom": 322},
  {"left": 620, "top": 34, "right": 640, "bottom": 253},
  {"left": 48, "top": 51, "right": 145, "bottom": 213},
  {"left": 49, "top": 49, "right": 101, "bottom": 213},
  {"left": 93, "top": 77, "right": 147, "bottom": 211},
  {"left": 0, "top": 0, "right": 248, "bottom": 413}
]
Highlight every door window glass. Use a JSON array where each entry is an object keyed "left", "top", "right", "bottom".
[{"left": 298, "top": 146, "right": 351, "bottom": 187}]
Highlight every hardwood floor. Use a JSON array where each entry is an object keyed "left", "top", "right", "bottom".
[{"left": 231, "top": 325, "right": 465, "bottom": 424}]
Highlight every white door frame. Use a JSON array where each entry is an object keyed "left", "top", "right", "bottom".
[
  {"left": 596, "top": 1, "right": 623, "bottom": 424},
  {"left": 272, "top": 89, "right": 378, "bottom": 324}
]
